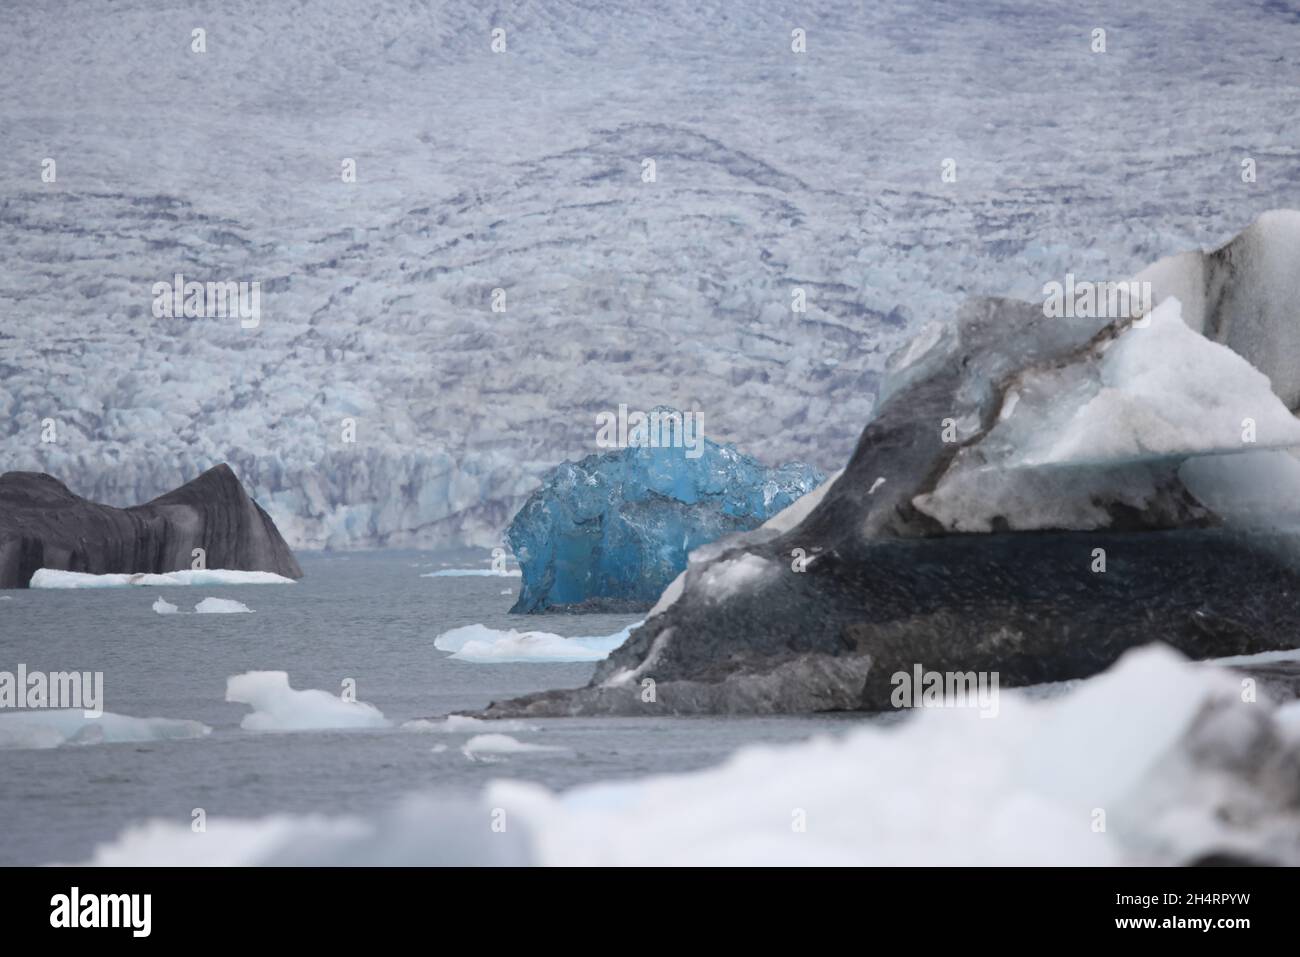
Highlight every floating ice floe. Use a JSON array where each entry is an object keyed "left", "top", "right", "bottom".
[
  {"left": 71, "top": 648, "right": 1300, "bottom": 865},
  {"left": 153, "top": 597, "right": 253, "bottom": 614},
  {"left": 0, "top": 710, "right": 210, "bottom": 750},
  {"left": 194, "top": 597, "right": 252, "bottom": 614},
  {"left": 433, "top": 621, "right": 642, "bottom": 663},
  {"left": 31, "top": 568, "right": 295, "bottom": 589},
  {"left": 225, "top": 671, "right": 390, "bottom": 731}
]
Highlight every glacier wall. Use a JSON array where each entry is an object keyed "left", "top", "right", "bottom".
[{"left": 2, "top": 0, "right": 1297, "bottom": 548}]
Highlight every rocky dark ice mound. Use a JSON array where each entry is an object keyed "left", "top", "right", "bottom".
[
  {"left": 0, "top": 463, "right": 302, "bottom": 588},
  {"left": 477, "top": 211, "right": 1300, "bottom": 717}
]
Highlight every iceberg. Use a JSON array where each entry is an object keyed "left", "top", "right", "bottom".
[
  {"left": 225, "top": 672, "right": 390, "bottom": 731},
  {"left": 0, "top": 465, "right": 302, "bottom": 589},
  {"left": 0, "top": 710, "right": 210, "bottom": 750},
  {"left": 478, "top": 212, "right": 1300, "bottom": 716},
  {"left": 505, "top": 412, "right": 824, "bottom": 612},
  {"left": 195, "top": 598, "right": 253, "bottom": 614}
]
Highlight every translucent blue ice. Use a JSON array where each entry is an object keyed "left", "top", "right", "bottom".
[{"left": 506, "top": 418, "right": 824, "bottom": 612}]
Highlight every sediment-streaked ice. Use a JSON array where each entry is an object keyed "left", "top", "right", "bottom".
[
  {"left": 31, "top": 569, "right": 296, "bottom": 589},
  {"left": 434, "top": 621, "right": 641, "bottom": 663},
  {"left": 225, "top": 672, "right": 390, "bottom": 731},
  {"left": 0, "top": 710, "right": 210, "bottom": 750}
]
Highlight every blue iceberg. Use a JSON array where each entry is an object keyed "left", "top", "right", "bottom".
[{"left": 506, "top": 414, "right": 825, "bottom": 613}]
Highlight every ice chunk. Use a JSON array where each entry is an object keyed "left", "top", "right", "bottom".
[
  {"left": 461, "top": 734, "right": 565, "bottom": 756},
  {"left": 913, "top": 299, "right": 1300, "bottom": 533},
  {"left": 0, "top": 710, "right": 210, "bottom": 750},
  {"left": 434, "top": 622, "right": 640, "bottom": 663},
  {"left": 506, "top": 411, "right": 824, "bottom": 612},
  {"left": 194, "top": 598, "right": 252, "bottom": 614},
  {"left": 225, "top": 672, "right": 390, "bottom": 731},
  {"left": 31, "top": 568, "right": 295, "bottom": 589},
  {"left": 152, "top": 597, "right": 179, "bottom": 615}
]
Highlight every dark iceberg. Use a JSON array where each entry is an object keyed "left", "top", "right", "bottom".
[
  {"left": 0, "top": 463, "right": 302, "bottom": 588},
  {"left": 505, "top": 416, "right": 824, "bottom": 613},
  {"left": 478, "top": 211, "right": 1300, "bottom": 716}
]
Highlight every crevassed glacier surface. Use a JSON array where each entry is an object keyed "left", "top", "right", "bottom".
[{"left": 2, "top": 0, "right": 1296, "bottom": 549}]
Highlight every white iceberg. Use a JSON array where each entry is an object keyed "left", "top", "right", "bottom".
[
  {"left": 225, "top": 671, "right": 390, "bottom": 731},
  {"left": 194, "top": 597, "right": 252, "bottom": 614},
  {"left": 31, "top": 568, "right": 296, "bottom": 589},
  {"left": 0, "top": 710, "right": 210, "bottom": 750},
  {"left": 434, "top": 621, "right": 641, "bottom": 663},
  {"left": 152, "top": 597, "right": 179, "bottom": 615}
]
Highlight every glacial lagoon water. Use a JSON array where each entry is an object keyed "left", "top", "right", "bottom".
[{"left": 0, "top": 550, "right": 867, "bottom": 865}]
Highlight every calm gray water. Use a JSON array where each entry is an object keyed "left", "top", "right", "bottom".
[{"left": 0, "top": 550, "right": 864, "bottom": 865}]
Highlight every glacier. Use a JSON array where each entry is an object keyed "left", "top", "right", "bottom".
[
  {"left": 505, "top": 419, "right": 823, "bottom": 612},
  {"left": 3, "top": 0, "right": 1297, "bottom": 550}
]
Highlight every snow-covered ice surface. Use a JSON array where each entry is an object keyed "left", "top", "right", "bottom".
[
  {"left": 434, "top": 621, "right": 640, "bottom": 663},
  {"left": 72, "top": 647, "right": 1300, "bottom": 865},
  {"left": 3, "top": 0, "right": 1296, "bottom": 549},
  {"left": 0, "top": 710, "right": 210, "bottom": 751},
  {"left": 30, "top": 569, "right": 296, "bottom": 589},
  {"left": 225, "top": 671, "right": 390, "bottom": 731}
]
